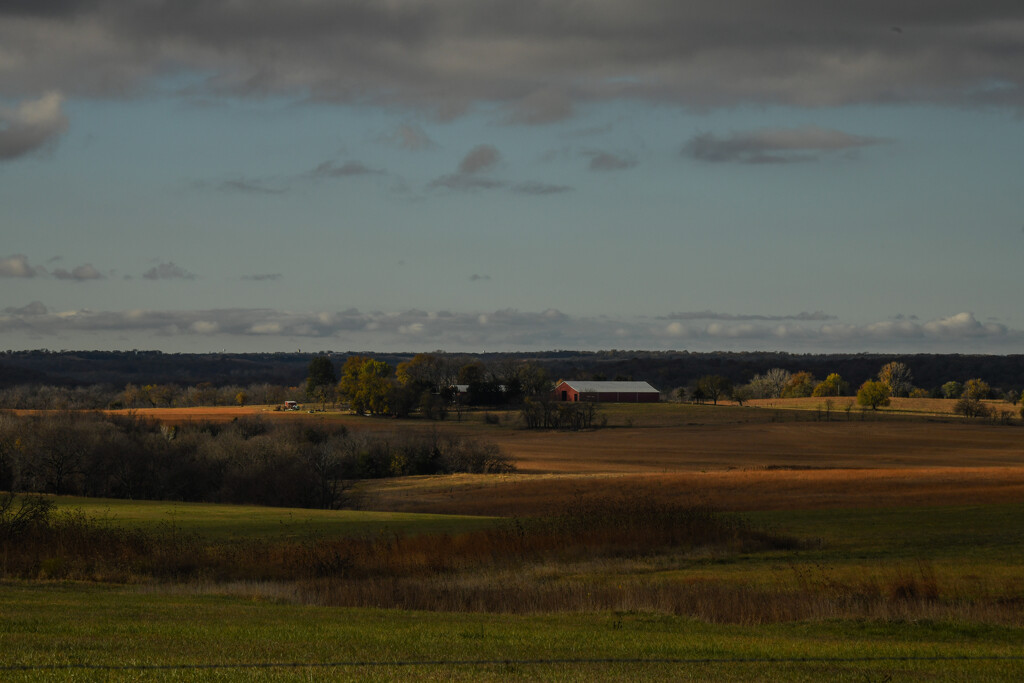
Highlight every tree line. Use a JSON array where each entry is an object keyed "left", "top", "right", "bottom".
[
  {"left": 684, "top": 361, "right": 1019, "bottom": 418},
  {"left": 0, "top": 412, "right": 512, "bottom": 509}
]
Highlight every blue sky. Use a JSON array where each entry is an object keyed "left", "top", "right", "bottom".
[{"left": 2, "top": 2, "right": 1023, "bottom": 353}]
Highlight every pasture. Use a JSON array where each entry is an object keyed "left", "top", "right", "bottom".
[{"left": 4, "top": 400, "right": 1024, "bottom": 680}]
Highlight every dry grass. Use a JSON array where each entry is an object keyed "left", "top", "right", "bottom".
[
  {"left": 159, "top": 562, "right": 1024, "bottom": 626},
  {"left": 94, "top": 404, "right": 1024, "bottom": 517},
  {"left": 355, "top": 466, "right": 1024, "bottom": 516},
  {"left": 746, "top": 396, "right": 1017, "bottom": 415}
]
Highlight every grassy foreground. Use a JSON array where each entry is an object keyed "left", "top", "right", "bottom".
[{"left": 2, "top": 583, "right": 1023, "bottom": 682}]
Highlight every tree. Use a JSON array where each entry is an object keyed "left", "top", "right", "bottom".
[
  {"left": 305, "top": 356, "right": 337, "bottom": 407},
  {"left": 337, "top": 357, "right": 394, "bottom": 415},
  {"left": 812, "top": 373, "right": 848, "bottom": 397},
  {"left": 338, "top": 356, "right": 368, "bottom": 407},
  {"left": 396, "top": 353, "right": 444, "bottom": 394},
  {"left": 941, "top": 381, "right": 963, "bottom": 399},
  {"left": 697, "top": 375, "right": 731, "bottom": 406},
  {"left": 731, "top": 385, "right": 750, "bottom": 406},
  {"left": 781, "top": 371, "right": 816, "bottom": 398},
  {"left": 962, "top": 378, "right": 991, "bottom": 401},
  {"left": 518, "top": 362, "right": 552, "bottom": 398},
  {"left": 878, "top": 361, "right": 913, "bottom": 398},
  {"left": 857, "top": 380, "right": 890, "bottom": 410},
  {"left": 748, "top": 368, "right": 791, "bottom": 398}
]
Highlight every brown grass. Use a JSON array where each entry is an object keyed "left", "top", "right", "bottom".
[
  {"left": 746, "top": 396, "right": 1017, "bottom": 415},
  {"left": 355, "top": 465, "right": 1024, "bottom": 516},
  {"left": 91, "top": 404, "right": 1024, "bottom": 517}
]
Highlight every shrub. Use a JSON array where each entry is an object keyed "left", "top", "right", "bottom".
[{"left": 954, "top": 396, "right": 990, "bottom": 418}]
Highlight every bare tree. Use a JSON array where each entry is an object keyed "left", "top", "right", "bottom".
[{"left": 748, "top": 368, "right": 792, "bottom": 398}]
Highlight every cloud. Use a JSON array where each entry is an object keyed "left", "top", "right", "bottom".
[
  {"left": 585, "top": 150, "right": 638, "bottom": 171},
  {"left": 6, "top": 4, "right": 1024, "bottom": 117},
  {"left": 242, "top": 273, "right": 283, "bottom": 281},
  {"left": 459, "top": 145, "right": 500, "bottom": 174},
  {"left": 4, "top": 301, "right": 47, "bottom": 316},
  {"left": 922, "top": 311, "right": 1006, "bottom": 337},
  {"left": 142, "top": 262, "right": 196, "bottom": 281},
  {"left": 52, "top": 263, "right": 105, "bottom": 281},
  {"left": 663, "top": 310, "right": 837, "bottom": 322},
  {"left": 307, "top": 160, "right": 381, "bottom": 178},
  {"left": 683, "top": 126, "right": 886, "bottom": 164},
  {"left": 427, "top": 144, "right": 503, "bottom": 191},
  {"left": 505, "top": 87, "right": 574, "bottom": 124},
  {"left": 0, "top": 254, "right": 41, "bottom": 277},
  {"left": 469, "top": 273, "right": 491, "bottom": 282},
  {"left": 0, "top": 92, "right": 68, "bottom": 160},
  {"left": 381, "top": 124, "right": 434, "bottom": 150},
  {"left": 1, "top": 304, "right": 1018, "bottom": 353}
]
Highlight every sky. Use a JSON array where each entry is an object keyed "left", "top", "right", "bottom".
[{"left": 2, "top": 1, "right": 1024, "bottom": 354}]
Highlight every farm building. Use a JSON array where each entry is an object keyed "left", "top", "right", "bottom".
[{"left": 553, "top": 380, "right": 660, "bottom": 403}]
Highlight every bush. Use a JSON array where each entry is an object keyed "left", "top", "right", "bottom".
[{"left": 954, "top": 396, "right": 990, "bottom": 418}]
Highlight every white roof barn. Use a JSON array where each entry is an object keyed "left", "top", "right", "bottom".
[{"left": 554, "top": 380, "right": 660, "bottom": 403}]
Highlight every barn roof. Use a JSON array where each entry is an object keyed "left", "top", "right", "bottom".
[{"left": 557, "top": 380, "right": 659, "bottom": 393}]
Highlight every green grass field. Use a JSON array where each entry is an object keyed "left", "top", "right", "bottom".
[
  {"left": 50, "top": 496, "right": 498, "bottom": 540},
  {"left": 2, "top": 583, "right": 1023, "bottom": 682},
  {"left": 4, "top": 495, "right": 1024, "bottom": 679},
  {"left": 5, "top": 401, "right": 1024, "bottom": 681}
]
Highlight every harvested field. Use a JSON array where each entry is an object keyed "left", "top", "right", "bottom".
[
  {"left": 101, "top": 406, "right": 1024, "bottom": 473},
  {"left": 746, "top": 396, "right": 1017, "bottom": 416},
  {"left": 95, "top": 404, "right": 1024, "bottom": 519},
  {"left": 486, "top": 421, "right": 1024, "bottom": 472},
  {"left": 355, "top": 466, "right": 1024, "bottom": 516}
]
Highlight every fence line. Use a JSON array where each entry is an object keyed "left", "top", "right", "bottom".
[{"left": 4, "top": 655, "right": 1024, "bottom": 671}]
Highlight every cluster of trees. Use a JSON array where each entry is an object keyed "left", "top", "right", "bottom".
[
  {"left": 306, "top": 353, "right": 554, "bottom": 419},
  {"left": 684, "top": 369, "right": 851, "bottom": 405},
  {"left": 0, "top": 382, "right": 305, "bottom": 411},
  {"left": 0, "top": 412, "right": 512, "bottom": 509},
  {"left": 678, "top": 361, "right": 1016, "bottom": 421},
  {"left": 853, "top": 362, "right": 1008, "bottom": 415},
  {"left": 519, "top": 398, "right": 601, "bottom": 431}
]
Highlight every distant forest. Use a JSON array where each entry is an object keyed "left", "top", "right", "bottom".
[{"left": 2, "top": 349, "right": 1024, "bottom": 396}]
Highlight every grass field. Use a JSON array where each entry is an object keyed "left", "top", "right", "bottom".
[
  {"left": 3, "top": 583, "right": 1024, "bottom": 681},
  {"left": 50, "top": 496, "right": 497, "bottom": 540},
  {"left": 5, "top": 401, "right": 1024, "bottom": 680}
]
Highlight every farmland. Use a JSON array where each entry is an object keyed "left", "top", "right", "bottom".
[{"left": 3, "top": 399, "right": 1024, "bottom": 680}]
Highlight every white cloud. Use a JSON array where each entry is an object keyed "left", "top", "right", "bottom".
[
  {"left": 190, "top": 321, "right": 219, "bottom": 334},
  {"left": 0, "top": 254, "right": 40, "bottom": 277},
  {"left": 0, "top": 306, "right": 1018, "bottom": 353},
  {"left": 923, "top": 311, "right": 1006, "bottom": 337},
  {"left": 0, "top": 92, "right": 68, "bottom": 160}
]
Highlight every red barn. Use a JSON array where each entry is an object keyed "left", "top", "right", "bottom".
[{"left": 553, "top": 380, "right": 660, "bottom": 403}]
